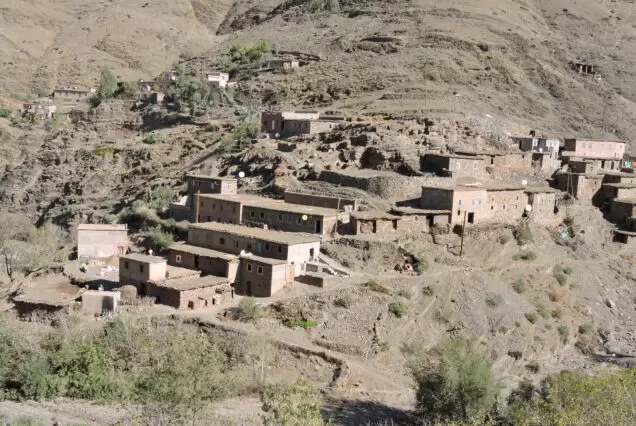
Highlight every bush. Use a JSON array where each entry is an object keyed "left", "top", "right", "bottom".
[
  {"left": 363, "top": 280, "right": 391, "bottom": 294},
  {"left": 145, "top": 226, "right": 175, "bottom": 252},
  {"left": 422, "top": 285, "right": 434, "bottom": 296},
  {"left": 388, "top": 302, "right": 409, "bottom": 318},
  {"left": 525, "top": 313, "right": 539, "bottom": 324},
  {"left": 96, "top": 68, "right": 117, "bottom": 104},
  {"left": 514, "top": 226, "right": 533, "bottom": 245},
  {"left": 551, "top": 308, "right": 563, "bottom": 319},
  {"left": 409, "top": 337, "right": 499, "bottom": 423},
  {"left": 513, "top": 251, "right": 537, "bottom": 261},
  {"left": 558, "top": 325, "right": 569, "bottom": 339},
  {"left": 148, "top": 187, "right": 174, "bottom": 211},
  {"left": 142, "top": 134, "right": 155, "bottom": 144},
  {"left": 536, "top": 304, "right": 550, "bottom": 320},
  {"left": 512, "top": 279, "right": 527, "bottom": 294},
  {"left": 548, "top": 290, "right": 561, "bottom": 302},
  {"left": 553, "top": 265, "right": 570, "bottom": 286},
  {"left": 398, "top": 289, "right": 412, "bottom": 299},
  {"left": 284, "top": 320, "right": 317, "bottom": 329},
  {"left": 563, "top": 266, "right": 574, "bottom": 275},
  {"left": 333, "top": 294, "right": 353, "bottom": 308},
  {"left": 237, "top": 297, "right": 262, "bottom": 322},
  {"left": 0, "top": 108, "right": 11, "bottom": 118},
  {"left": 486, "top": 293, "right": 503, "bottom": 308},
  {"left": 525, "top": 361, "right": 540, "bottom": 374},
  {"left": 260, "top": 377, "right": 324, "bottom": 426},
  {"left": 414, "top": 255, "right": 429, "bottom": 274},
  {"left": 578, "top": 323, "right": 594, "bottom": 334}
]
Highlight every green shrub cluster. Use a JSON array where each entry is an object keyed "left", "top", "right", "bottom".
[
  {"left": 0, "top": 108, "right": 11, "bottom": 118},
  {"left": 513, "top": 251, "right": 537, "bottom": 261},
  {"left": 283, "top": 320, "right": 317, "bottom": 329},
  {"left": 388, "top": 302, "right": 409, "bottom": 318}
]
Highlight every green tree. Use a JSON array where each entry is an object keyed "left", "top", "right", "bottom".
[
  {"left": 96, "top": 68, "right": 118, "bottom": 103},
  {"left": 409, "top": 337, "right": 499, "bottom": 424},
  {"left": 260, "top": 377, "right": 324, "bottom": 426},
  {"left": 167, "top": 67, "right": 211, "bottom": 116}
]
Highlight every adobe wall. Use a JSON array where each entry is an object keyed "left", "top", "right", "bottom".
[
  {"left": 235, "top": 261, "right": 287, "bottom": 297},
  {"left": 119, "top": 258, "right": 166, "bottom": 286},
  {"left": 483, "top": 190, "right": 527, "bottom": 225},
  {"left": 77, "top": 230, "right": 128, "bottom": 259},
  {"left": 527, "top": 193, "right": 561, "bottom": 226},
  {"left": 319, "top": 170, "right": 430, "bottom": 199},
  {"left": 243, "top": 206, "right": 346, "bottom": 236},
  {"left": 198, "top": 197, "right": 242, "bottom": 224},
  {"left": 309, "top": 121, "right": 339, "bottom": 134},
  {"left": 284, "top": 191, "right": 359, "bottom": 212},
  {"left": 168, "top": 250, "right": 236, "bottom": 279},
  {"left": 492, "top": 153, "right": 532, "bottom": 170}
]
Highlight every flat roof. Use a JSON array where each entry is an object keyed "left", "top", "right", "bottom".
[
  {"left": 352, "top": 211, "right": 400, "bottom": 220},
  {"left": 424, "top": 153, "right": 483, "bottom": 160},
  {"left": 422, "top": 184, "right": 483, "bottom": 192},
  {"left": 603, "top": 183, "right": 636, "bottom": 189},
  {"left": 565, "top": 138, "right": 626, "bottom": 144},
  {"left": 244, "top": 199, "right": 342, "bottom": 217},
  {"left": 78, "top": 224, "right": 127, "bottom": 231},
  {"left": 562, "top": 151, "right": 622, "bottom": 160},
  {"left": 612, "top": 198, "right": 636, "bottom": 205},
  {"left": 152, "top": 275, "right": 229, "bottom": 291},
  {"left": 391, "top": 207, "right": 452, "bottom": 215},
  {"left": 119, "top": 253, "right": 166, "bottom": 264},
  {"left": 615, "top": 229, "right": 636, "bottom": 236},
  {"left": 421, "top": 183, "right": 524, "bottom": 192},
  {"left": 603, "top": 171, "right": 636, "bottom": 177},
  {"left": 198, "top": 193, "right": 273, "bottom": 203},
  {"left": 169, "top": 242, "right": 239, "bottom": 261},
  {"left": 524, "top": 186, "right": 559, "bottom": 194},
  {"left": 186, "top": 174, "right": 237, "bottom": 181},
  {"left": 189, "top": 222, "right": 321, "bottom": 245},
  {"left": 453, "top": 149, "right": 513, "bottom": 156},
  {"left": 239, "top": 254, "right": 287, "bottom": 266}
]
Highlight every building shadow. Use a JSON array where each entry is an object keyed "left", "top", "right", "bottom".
[
  {"left": 321, "top": 398, "right": 415, "bottom": 426},
  {"left": 76, "top": 278, "right": 119, "bottom": 291}
]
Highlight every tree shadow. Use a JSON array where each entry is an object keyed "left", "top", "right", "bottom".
[{"left": 321, "top": 397, "right": 415, "bottom": 426}]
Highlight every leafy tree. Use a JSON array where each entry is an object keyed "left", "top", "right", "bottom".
[
  {"left": 507, "top": 368, "right": 636, "bottom": 425},
  {"left": 144, "top": 226, "right": 175, "bottom": 252},
  {"left": 409, "top": 337, "right": 499, "bottom": 424},
  {"left": 260, "top": 376, "right": 324, "bottom": 426},
  {"left": 96, "top": 68, "right": 118, "bottom": 103},
  {"left": 167, "top": 67, "right": 211, "bottom": 116}
]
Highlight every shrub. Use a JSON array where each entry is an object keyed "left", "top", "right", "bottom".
[
  {"left": 514, "top": 226, "right": 533, "bottom": 245},
  {"left": 398, "top": 289, "right": 412, "bottom": 299},
  {"left": 512, "top": 279, "right": 527, "bottom": 294},
  {"left": 388, "top": 302, "right": 409, "bottom": 318},
  {"left": 525, "top": 361, "right": 540, "bottom": 374},
  {"left": 536, "top": 304, "right": 550, "bottom": 320},
  {"left": 96, "top": 68, "right": 118, "bottom": 104},
  {"left": 148, "top": 187, "right": 173, "bottom": 211},
  {"left": 93, "top": 146, "right": 116, "bottom": 156},
  {"left": 563, "top": 266, "right": 574, "bottom": 275},
  {"left": 487, "top": 266, "right": 498, "bottom": 272},
  {"left": 558, "top": 325, "right": 569, "bottom": 339},
  {"left": 284, "top": 320, "right": 317, "bottom": 329},
  {"left": 408, "top": 337, "right": 499, "bottom": 423},
  {"left": 578, "top": 323, "right": 594, "bottom": 334},
  {"left": 553, "top": 265, "right": 569, "bottom": 286},
  {"left": 144, "top": 226, "right": 174, "bottom": 252},
  {"left": 525, "top": 313, "right": 539, "bottom": 324},
  {"left": 422, "top": 285, "right": 434, "bottom": 296},
  {"left": 548, "top": 290, "right": 560, "bottom": 302},
  {"left": 414, "top": 255, "right": 429, "bottom": 274},
  {"left": 551, "top": 308, "right": 563, "bottom": 319},
  {"left": 333, "top": 294, "right": 353, "bottom": 308},
  {"left": 142, "top": 134, "right": 155, "bottom": 144},
  {"left": 486, "top": 293, "right": 503, "bottom": 308},
  {"left": 260, "top": 377, "right": 324, "bottom": 426},
  {"left": 513, "top": 251, "right": 537, "bottom": 261},
  {"left": 236, "top": 297, "right": 262, "bottom": 322},
  {"left": 0, "top": 108, "right": 11, "bottom": 118},
  {"left": 363, "top": 280, "right": 391, "bottom": 294}
]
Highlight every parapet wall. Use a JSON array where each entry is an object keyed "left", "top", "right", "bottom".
[{"left": 284, "top": 191, "right": 359, "bottom": 211}]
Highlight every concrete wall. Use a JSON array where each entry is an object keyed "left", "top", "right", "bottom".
[
  {"left": 198, "top": 197, "right": 242, "bottom": 224},
  {"left": 564, "top": 139, "right": 626, "bottom": 159},
  {"left": 235, "top": 260, "right": 288, "bottom": 297},
  {"left": 287, "top": 241, "right": 321, "bottom": 268},
  {"left": 168, "top": 250, "right": 238, "bottom": 281},
  {"left": 77, "top": 230, "right": 127, "bottom": 259},
  {"left": 243, "top": 206, "right": 344, "bottom": 237},
  {"left": 284, "top": 192, "right": 359, "bottom": 212},
  {"left": 119, "top": 258, "right": 166, "bottom": 286}
]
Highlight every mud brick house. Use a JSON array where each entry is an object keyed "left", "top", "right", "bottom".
[
  {"left": 187, "top": 222, "right": 321, "bottom": 275},
  {"left": 391, "top": 207, "right": 452, "bottom": 227},
  {"left": 609, "top": 198, "right": 636, "bottom": 224},
  {"left": 453, "top": 149, "right": 532, "bottom": 170},
  {"left": 602, "top": 171, "right": 636, "bottom": 185},
  {"left": 119, "top": 254, "right": 168, "bottom": 287},
  {"left": 168, "top": 242, "right": 239, "bottom": 281},
  {"left": 613, "top": 229, "right": 636, "bottom": 246},
  {"left": 260, "top": 111, "right": 342, "bottom": 138},
  {"left": 421, "top": 183, "right": 528, "bottom": 225},
  {"left": 145, "top": 275, "right": 233, "bottom": 309},
  {"left": 555, "top": 172, "right": 604, "bottom": 200},
  {"left": 205, "top": 72, "right": 230, "bottom": 88},
  {"left": 421, "top": 153, "right": 485, "bottom": 178},
  {"left": 235, "top": 255, "right": 290, "bottom": 297},
  {"left": 197, "top": 194, "right": 348, "bottom": 237},
  {"left": 599, "top": 183, "right": 636, "bottom": 206},
  {"left": 170, "top": 174, "right": 238, "bottom": 221},
  {"left": 350, "top": 209, "right": 453, "bottom": 235},
  {"left": 561, "top": 139, "right": 626, "bottom": 171},
  {"left": 524, "top": 187, "right": 562, "bottom": 225},
  {"left": 77, "top": 224, "right": 128, "bottom": 259},
  {"left": 284, "top": 191, "right": 359, "bottom": 212},
  {"left": 514, "top": 137, "right": 561, "bottom": 159},
  {"left": 261, "top": 111, "right": 319, "bottom": 135}
]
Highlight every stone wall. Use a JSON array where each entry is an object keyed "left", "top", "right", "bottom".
[{"left": 319, "top": 170, "right": 431, "bottom": 199}]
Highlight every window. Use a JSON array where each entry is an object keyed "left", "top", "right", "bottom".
[
  {"left": 139, "top": 264, "right": 144, "bottom": 273},
  {"left": 175, "top": 255, "right": 182, "bottom": 263},
  {"left": 207, "top": 216, "right": 211, "bottom": 221},
  {"left": 200, "top": 201, "right": 203, "bottom": 207},
  {"left": 257, "top": 266, "right": 264, "bottom": 275},
  {"left": 124, "top": 261, "right": 129, "bottom": 269},
  {"left": 457, "top": 210, "right": 461, "bottom": 216},
  {"left": 232, "top": 207, "right": 236, "bottom": 213},
  {"left": 247, "top": 243, "right": 252, "bottom": 250},
  {"left": 265, "top": 243, "right": 270, "bottom": 251},
  {"left": 220, "top": 205, "right": 223, "bottom": 211},
  {"left": 220, "top": 237, "right": 225, "bottom": 245},
  {"left": 472, "top": 200, "right": 476, "bottom": 205},
  {"left": 491, "top": 206, "right": 494, "bottom": 210},
  {"left": 287, "top": 215, "right": 292, "bottom": 223},
  {"left": 458, "top": 200, "right": 462, "bottom": 206},
  {"left": 296, "top": 216, "right": 303, "bottom": 224},
  {"left": 250, "top": 211, "right": 255, "bottom": 218},
  {"left": 516, "top": 196, "right": 519, "bottom": 201},
  {"left": 260, "top": 212, "right": 265, "bottom": 219},
  {"left": 247, "top": 263, "right": 253, "bottom": 272},
  {"left": 278, "top": 214, "right": 283, "bottom": 222},
  {"left": 278, "top": 246, "right": 282, "bottom": 253},
  {"left": 235, "top": 241, "right": 239, "bottom": 248},
  {"left": 212, "top": 203, "right": 216, "bottom": 210}
]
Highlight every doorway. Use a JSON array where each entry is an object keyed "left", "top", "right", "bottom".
[
  {"left": 246, "top": 280, "right": 252, "bottom": 296},
  {"left": 467, "top": 212, "right": 475, "bottom": 224},
  {"left": 315, "top": 220, "right": 322, "bottom": 233},
  {"left": 427, "top": 215, "right": 434, "bottom": 227},
  {"left": 310, "top": 248, "right": 315, "bottom": 260},
  {"left": 194, "top": 255, "right": 200, "bottom": 269},
  {"left": 372, "top": 221, "right": 377, "bottom": 233},
  {"left": 392, "top": 220, "right": 398, "bottom": 230}
]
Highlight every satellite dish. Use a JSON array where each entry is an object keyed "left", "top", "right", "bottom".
[
  {"left": 240, "top": 250, "right": 246, "bottom": 256},
  {"left": 238, "top": 171, "right": 245, "bottom": 178},
  {"left": 538, "top": 148, "right": 543, "bottom": 153},
  {"left": 275, "top": 133, "right": 280, "bottom": 139},
  {"left": 148, "top": 249, "right": 154, "bottom": 256},
  {"left": 521, "top": 180, "right": 528, "bottom": 186},
  {"left": 525, "top": 205, "right": 533, "bottom": 212},
  {"left": 302, "top": 215, "right": 308, "bottom": 221}
]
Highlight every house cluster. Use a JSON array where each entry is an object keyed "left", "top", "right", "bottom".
[
  {"left": 136, "top": 69, "right": 234, "bottom": 104},
  {"left": 260, "top": 111, "right": 347, "bottom": 138}
]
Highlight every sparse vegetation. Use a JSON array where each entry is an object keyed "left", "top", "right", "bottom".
[
  {"left": 525, "top": 313, "right": 539, "bottom": 324},
  {"left": 553, "top": 265, "right": 573, "bottom": 286},
  {"left": 513, "top": 225, "right": 533, "bottom": 245},
  {"left": 551, "top": 308, "right": 563, "bottom": 319},
  {"left": 388, "top": 302, "right": 409, "bottom": 318},
  {"left": 512, "top": 279, "right": 527, "bottom": 294},
  {"left": 237, "top": 297, "right": 263, "bottom": 322},
  {"left": 284, "top": 320, "right": 317, "bottom": 329},
  {"left": 409, "top": 337, "right": 499, "bottom": 423},
  {"left": 486, "top": 293, "right": 503, "bottom": 307},
  {"left": 0, "top": 108, "right": 11, "bottom": 118},
  {"left": 333, "top": 294, "right": 353, "bottom": 308},
  {"left": 363, "top": 280, "right": 391, "bottom": 294},
  {"left": 398, "top": 289, "right": 412, "bottom": 299},
  {"left": 564, "top": 216, "right": 576, "bottom": 237},
  {"left": 513, "top": 251, "right": 537, "bottom": 261},
  {"left": 413, "top": 253, "right": 429, "bottom": 274},
  {"left": 379, "top": 341, "right": 390, "bottom": 352},
  {"left": 260, "top": 376, "right": 324, "bottom": 426},
  {"left": 422, "top": 285, "right": 434, "bottom": 296},
  {"left": 558, "top": 325, "right": 570, "bottom": 340},
  {"left": 142, "top": 133, "right": 155, "bottom": 144},
  {"left": 525, "top": 361, "right": 540, "bottom": 374},
  {"left": 548, "top": 290, "right": 561, "bottom": 302},
  {"left": 578, "top": 323, "right": 594, "bottom": 334},
  {"left": 144, "top": 226, "right": 175, "bottom": 252},
  {"left": 227, "top": 40, "right": 272, "bottom": 66},
  {"left": 95, "top": 68, "right": 118, "bottom": 104},
  {"left": 93, "top": 146, "right": 116, "bottom": 156},
  {"left": 536, "top": 304, "right": 550, "bottom": 320},
  {"left": 148, "top": 186, "right": 174, "bottom": 211}
]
